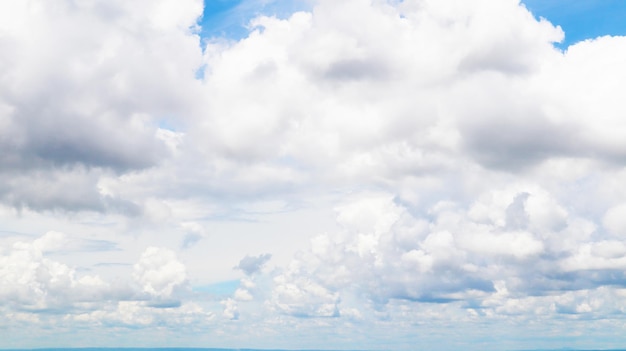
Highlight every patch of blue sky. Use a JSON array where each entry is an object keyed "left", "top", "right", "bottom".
[
  {"left": 199, "top": 0, "right": 310, "bottom": 42},
  {"left": 156, "top": 117, "right": 179, "bottom": 132},
  {"left": 192, "top": 279, "right": 240, "bottom": 296},
  {"left": 521, "top": 0, "right": 626, "bottom": 49}
]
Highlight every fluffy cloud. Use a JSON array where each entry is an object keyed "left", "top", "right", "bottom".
[
  {"left": 265, "top": 187, "right": 626, "bottom": 321},
  {"left": 0, "top": 232, "right": 112, "bottom": 312},
  {"left": 133, "top": 247, "right": 187, "bottom": 300},
  {"left": 603, "top": 203, "right": 626, "bottom": 236},
  {"left": 0, "top": 0, "right": 204, "bottom": 211},
  {"left": 3, "top": 0, "right": 626, "bottom": 348},
  {"left": 272, "top": 275, "right": 340, "bottom": 317},
  {"left": 221, "top": 298, "right": 239, "bottom": 320},
  {"left": 0, "top": 233, "right": 213, "bottom": 335}
]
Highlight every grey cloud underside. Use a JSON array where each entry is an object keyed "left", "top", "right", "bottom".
[
  {"left": 2, "top": 93, "right": 166, "bottom": 171},
  {"left": 506, "top": 192, "right": 530, "bottom": 230},
  {"left": 4, "top": 88, "right": 170, "bottom": 172},
  {"left": 380, "top": 274, "right": 496, "bottom": 303},
  {"left": 456, "top": 97, "right": 626, "bottom": 171},
  {"left": 236, "top": 253, "right": 272, "bottom": 275},
  {"left": 322, "top": 58, "right": 391, "bottom": 81},
  {"left": 461, "top": 115, "right": 576, "bottom": 170},
  {"left": 0, "top": 0, "right": 204, "bottom": 213},
  {"left": 0, "top": 170, "right": 141, "bottom": 213},
  {"left": 521, "top": 270, "right": 626, "bottom": 293}
]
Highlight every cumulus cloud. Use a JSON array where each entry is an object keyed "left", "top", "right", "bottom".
[
  {"left": 0, "top": 232, "right": 211, "bottom": 336},
  {"left": 31, "top": 0, "right": 622, "bottom": 219},
  {"left": 0, "top": 232, "right": 112, "bottom": 312},
  {"left": 133, "top": 247, "right": 187, "bottom": 299},
  {"left": 221, "top": 297, "right": 239, "bottom": 320},
  {"left": 272, "top": 275, "right": 340, "bottom": 317},
  {"left": 0, "top": 0, "right": 204, "bottom": 212},
  {"left": 265, "top": 187, "right": 626, "bottom": 320},
  {"left": 3, "top": 0, "right": 626, "bottom": 348}
]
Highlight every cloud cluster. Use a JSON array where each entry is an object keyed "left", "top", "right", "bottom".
[
  {"left": 267, "top": 188, "right": 626, "bottom": 318},
  {"left": 0, "top": 232, "right": 109, "bottom": 312},
  {"left": 0, "top": 233, "right": 206, "bottom": 331},
  {"left": 3, "top": 0, "right": 626, "bottom": 349},
  {"left": 191, "top": 1, "right": 626, "bottom": 340},
  {"left": 134, "top": 247, "right": 188, "bottom": 300},
  {"left": 0, "top": 0, "right": 203, "bottom": 211}
]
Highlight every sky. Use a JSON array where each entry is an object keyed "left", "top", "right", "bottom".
[{"left": 1, "top": 0, "right": 626, "bottom": 350}]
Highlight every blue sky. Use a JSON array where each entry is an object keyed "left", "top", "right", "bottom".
[
  {"left": 201, "top": 0, "right": 626, "bottom": 48},
  {"left": 3, "top": 0, "right": 626, "bottom": 350},
  {"left": 200, "top": 0, "right": 310, "bottom": 40},
  {"left": 522, "top": 0, "right": 626, "bottom": 48}
]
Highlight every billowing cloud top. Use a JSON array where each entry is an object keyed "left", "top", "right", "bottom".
[{"left": 1, "top": 0, "right": 626, "bottom": 350}]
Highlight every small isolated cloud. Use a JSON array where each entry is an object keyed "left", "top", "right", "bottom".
[
  {"left": 133, "top": 247, "right": 187, "bottom": 299},
  {"left": 221, "top": 297, "right": 239, "bottom": 320},
  {"left": 235, "top": 253, "right": 272, "bottom": 275},
  {"left": 180, "top": 221, "right": 208, "bottom": 249}
]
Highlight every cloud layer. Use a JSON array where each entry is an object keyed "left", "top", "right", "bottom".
[{"left": 2, "top": 0, "right": 626, "bottom": 350}]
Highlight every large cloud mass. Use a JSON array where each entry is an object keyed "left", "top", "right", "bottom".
[
  {"left": 2, "top": 0, "right": 626, "bottom": 350},
  {"left": 0, "top": 0, "right": 203, "bottom": 211}
]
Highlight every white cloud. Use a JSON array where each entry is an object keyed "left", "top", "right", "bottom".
[
  {"left": 221, "top": 298, "right": 239, "bottom": 320},
  {"left": 265, "top": 186, "right": 626, "bottom": 317},
  {"left": 3, "top": 0, "right": 626, "bottom": 349},
  {"left": 603, "top": 203, "right": 626, "bottom": 237},
  {"left": 133, "top": 247, "right": 187, "bottom": 298},
  {"left": 272, "top": 274, "right": 340, "bottom": 317},
  {"left": 0, "top": 232, "right": 110, "bottom": 311},
  {"left": 0, "top": 232, "right": 214, "bottom": 339},
  {"left": 0, "top": 0, "right": 204, "bottom": 212},
  {"left": 560, "top": 241, "right": 626, "bottom": 271},
  {"left": 234, "top": 288, "right": 254, "bottom": 301}
]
